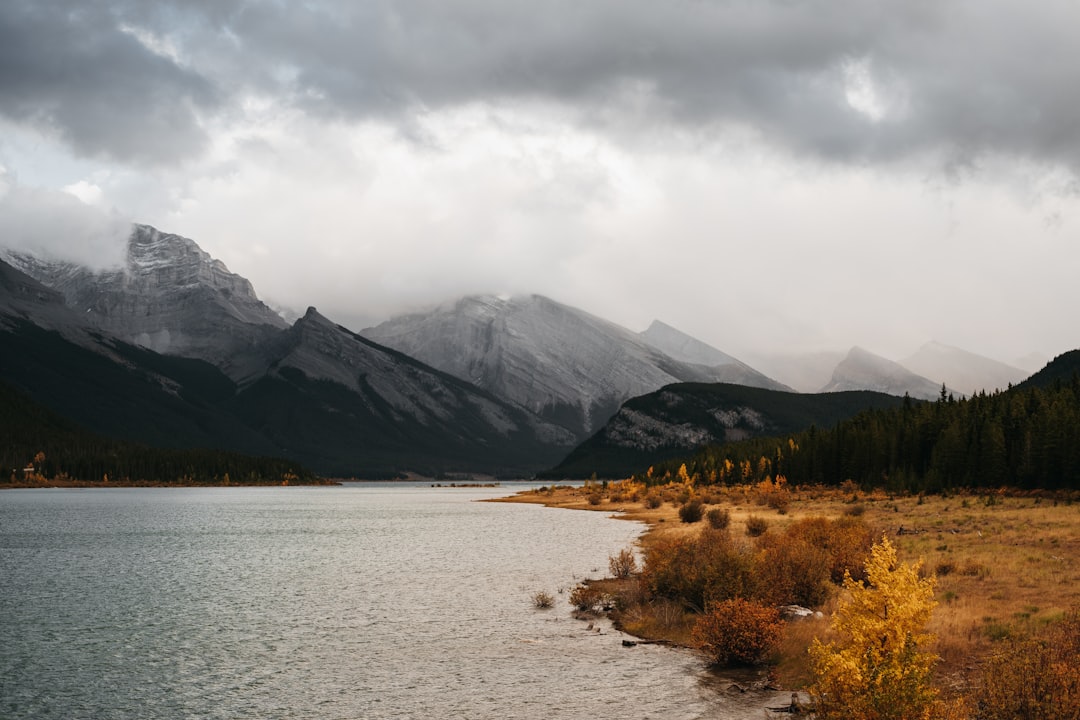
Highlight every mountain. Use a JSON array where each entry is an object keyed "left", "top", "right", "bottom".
[
  {"left": 362, "top": 294, "right": 785, "bottom": 438},
  {"left": 542, "top": 383, "right": 907, "bottom": 479},
  {"left": 1016, "top": 349, "right": 1080, "bottom": 390},
  {"left": 2, "top": 224, "right": 288, "bottom": 368},
  {"left": 225, "top": 307, "right": 576, "bottom": 476},
  {"left": 821, "top": 346, "right": 942, "bottom": 400},
  {"left": 0, "top": 258, "right": 280, "bottom": 455},
  {"left": 638, "top": 320, "right": 790, "bottom": 390},
  {"left": 2, "top": 235, "right": 575, "bottom": 477},
  {"left": 899, "top": 341, "right": 1028, "bottom": 396}
]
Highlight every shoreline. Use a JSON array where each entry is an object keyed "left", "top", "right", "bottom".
[
  {"left": 0, "top": 478, "right": 340, "bottom": 489},
  {"left": 491, "top": 484, "right": 811, "bottom": 717}
]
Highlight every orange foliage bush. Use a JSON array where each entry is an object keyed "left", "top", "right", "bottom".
[
  {"left": 779, "top": 515, "right": 873, "bottom": 583},
  {"left": 754, "top": 533, "right": 832, "bottom": 607},
  {"left": 754, "top": 475, "right": 791, "bottom": 513},
  {"left": 977, "top": 609, "right": 1080, "bottom": 720},
  {"left": 692, "top": 598, "right": 783, "bottom": 666},
  {"left": 643, "top": 529, "right": 755, "bottom": 611}
]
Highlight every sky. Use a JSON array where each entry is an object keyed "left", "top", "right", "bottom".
[{"left": 1, "top": 0, "right": 1078, "bottom": 367}]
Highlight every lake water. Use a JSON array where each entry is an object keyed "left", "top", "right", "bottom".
[{"left": 0, "top": 484, "right": 788, "bottom": 719}]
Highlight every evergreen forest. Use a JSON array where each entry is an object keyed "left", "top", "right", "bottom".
[
  {"left": 0, "top": 381, "right": 321, "bottom": 486},
  {"left": 643, "top": 360, "right": 1080, "bottom": 493}
]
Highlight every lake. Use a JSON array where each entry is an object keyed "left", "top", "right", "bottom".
[{"left": 0, "top": 484, "right": 786, "bottom": 719}]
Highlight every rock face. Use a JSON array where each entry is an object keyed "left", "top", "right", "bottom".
[
  {"left": 899, "top": 341, "right": 1028, "bottom": 396},
  {"left": 2, "top": 224, "right": 288, "bottom": 367},
  {"left": 822, "top": 346, "right": 942, "bottom": 400},
  {"left": 363, "top": 294, "right": 783, "bottom": 438}
]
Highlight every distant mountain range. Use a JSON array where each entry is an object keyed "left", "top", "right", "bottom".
[
  {"left": 0, "top": 222, "right": 1049, "bottom": 479},
  {"left": 1, "top": 231, "right": 574, "bottom": 477},
  {"left": 361, "top": 296, "right": 788, "bottom": 437}
]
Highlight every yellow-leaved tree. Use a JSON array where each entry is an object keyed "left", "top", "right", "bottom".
[{"left": 809, "top": 536, "right": 942, "bottom": 720}]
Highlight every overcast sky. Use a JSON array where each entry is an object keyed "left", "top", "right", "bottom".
[{"left": 1, "top": 0, "right": 1078, "bottom": 366}]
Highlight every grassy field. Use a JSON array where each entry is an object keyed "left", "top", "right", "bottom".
[{"left": 496, "top": 482, "right": 1080, "bottom": 696}]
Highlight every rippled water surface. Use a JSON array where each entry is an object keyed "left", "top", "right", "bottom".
[{"left": 1, "top": 484, "right": 786, "bottom": 719}]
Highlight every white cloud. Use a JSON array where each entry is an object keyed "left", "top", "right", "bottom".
[
  {"left": 1, "top": 1, "right": 1079, "bottom": 365},
  {"left": 0, "top": 170, "right": 129, "bottom": 270}
]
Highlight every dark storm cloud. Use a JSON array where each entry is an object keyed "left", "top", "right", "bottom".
[
  {"left": 0, "top": 1, "right": 218, "bottom": 165},
  {"left": 5, "top": 1, "right": 1080, "bottom": 174}
]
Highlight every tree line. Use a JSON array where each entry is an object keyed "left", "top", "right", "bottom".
[
  {"left": 1, "top": 381, "right": 320, "bottom": 486},
  {"left": 643, "top": 377, "right": 1080, "bottom": 492}
]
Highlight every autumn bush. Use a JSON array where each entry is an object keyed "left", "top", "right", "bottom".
[
  {"left": 569, "top": 583, "right": 606, "bottom": 612},
  {"left": 706, "top": 507, "right": 730, "bottom": 529},
  {"left": 977, "top": 608, "right": 1080, "bottom": 720},
  {"left": 532, "top": 590, "right": 555, "bottom": 609},
  {"left": 745, "top": 514, "right": 769, "bottom": 537},
  {"left": 780, "top": 515, "right": 874, "bottom": 583},
  {"left": 678, "top": 498, "right": 704, "bottom": 523},
  {"left": 754, "top": 532, "right": 832, "bottom": 607},
  {"left": 692, "top": 598, "right": 783, "bottom": 666},
  {"left": 608, "top": 547, "right": 638, "bottom": 578},
  {"left": 643, "top": 528, "right": 755, "bottom": 611},
  {"left": 754, "top": 475, "right": 791, "bottom": 513}
]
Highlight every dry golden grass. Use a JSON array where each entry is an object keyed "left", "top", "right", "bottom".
[{"left": 498, "top": 482, "right": 1080, "bottom": 694}]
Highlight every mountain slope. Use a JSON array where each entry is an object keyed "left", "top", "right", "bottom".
[
  {"left": 2, "top": 255, "right": 574, "bottom": 477},
  {"left": 1016, "top": 350, "right": 1080, "bottom": 390},
  {"left": 2, "top": 224, "right": 288, "bottom": 368},
  {"left": 363, "top": 294, "right": 784, "bottom": 438},
  {"left": 543, "top": 383, "right": 907, "bottom": 478},
  {"left": 639, "top": 320, "right": 790, "bottom": 391},
  {"left": 228, "top": 308, "right": 576, "bottom": 476},
  {"left": 822, "top": 346, "right": 942, "bottom": 400},
  {"left": 0, "top": 259, "right": 279, "bottom": 455},
  {"left": 899, "top": 341, "right": 1028, "bottom": 396}
]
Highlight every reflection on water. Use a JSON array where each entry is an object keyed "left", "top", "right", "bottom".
[{"left": 0, "top": 485, "right": 791, "bottom": 719}]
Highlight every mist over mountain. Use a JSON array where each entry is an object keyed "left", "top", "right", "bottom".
[
  {"left": 362, "top": 294, "right": 785, "bottom": 438},
  {"left": 639, "top": 320, "right": 790, "bottom": 391},
  {"left": 822, "top": 346, "right": 943, "bottom": 400},
  {"left": 0, "top": 230, "right": 576, "bottom": 476},
  {"left": 3, "top": 221, "right": 1058, "bottom": 479},
  {"left": 2, "top": 224, "right": 288, "bottom": 368},
  {"left": 739, "top": 350, "right": 847, "bottom": 394},
  {"left": 899, "top": 341, "right": 1028, "bottom": 397}
]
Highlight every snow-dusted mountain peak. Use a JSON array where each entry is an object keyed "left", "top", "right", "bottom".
[
  {"left": 822, "top": 346, "right": 942, "bottom": 399},
  {"left": 363, "top": 293, "right": 787, "bottom": 437},
  {"left": 3, "top": 224, "right": 288, "bottom": 367}
]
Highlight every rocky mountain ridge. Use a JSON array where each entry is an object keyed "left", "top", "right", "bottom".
[
  {"left": 0, "top": 245, "right": 574, "bottom": 476},
  {"left": 2, "top": 224, "right": 288, "bottom": 368},
  {"left": 361, "top": 294, "right": 788, "bottom": 438}
]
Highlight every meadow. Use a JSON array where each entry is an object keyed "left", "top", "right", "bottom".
[{"left": 500, "top": 481, "right": 1080, "bottom": 699}]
